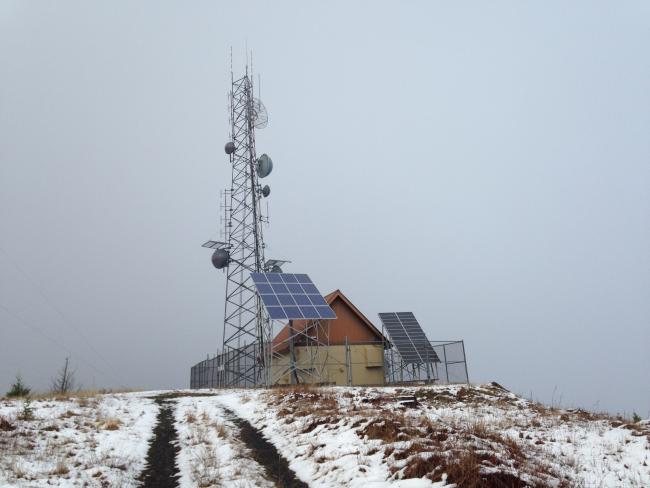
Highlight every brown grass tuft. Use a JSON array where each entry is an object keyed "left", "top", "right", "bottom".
[
  {"left": 51, "top": 459, "right": 70, "bottom": 475},
  {"left": 0, "top": 416, "right": 15, "bottom": 431},
  {"left": 100, "top": 418, "right": 122, "bottom": 430},
  {"left": 359, "top": 416, "right": 413, "bottom": 443},
  {"left": 211, "top": 421, "right": 227, "bottom": 438}
]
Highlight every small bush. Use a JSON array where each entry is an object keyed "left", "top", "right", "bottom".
[
  {"left": 6, "top": 375, "right": 31, "bottom": 398},
  {"left": 18, "top": 397, "right": 34, "bottom": 420},
  {"left": 632, "top": 412, "right": 642, "bottom": 423}
]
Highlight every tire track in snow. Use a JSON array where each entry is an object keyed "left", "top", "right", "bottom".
[
  {"left": 222, "top": 407, "right": 309, "bottom": 488},
  {"left": 140, "top": 397, "right": 181, "bottom": 488}
]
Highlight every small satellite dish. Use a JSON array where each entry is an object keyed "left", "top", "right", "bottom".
[
  {"left": 224, "top": 142, "right": 235, "bottom": 155},
  {"left": 252, "top": 98, "right": 268, "bottom": 129},
  {"left": 270, "top": 264, "right": 283, "bottom": 273},
  {"left": 261, "top": 185, "right": 270, "bottom": 197},
  {"left": 256, "top": 154, "right": 273, "bottom": 178},
  {"left": 211, "top": 249, "right": 230, "bottom": 269}
]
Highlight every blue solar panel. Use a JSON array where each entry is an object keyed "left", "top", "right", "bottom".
[
  {"left": 308, "top": 294, "right": 327, "bottom": 306},
  {"left": 378, "top": 312, "right": 439, "bottom": 364},
  {"left": 250, "top": 272, "right": 336, "bottom": 320},
  {"left": 315, "top": 306, "right": 336, "bottom": 319},
  {"left": 267, "top": 307, "right": 287, "bottom": 320}
]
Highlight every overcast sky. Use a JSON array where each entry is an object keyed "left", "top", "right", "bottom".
[{"left": 1, "top": 1, "right": 648, "bottom": 416}]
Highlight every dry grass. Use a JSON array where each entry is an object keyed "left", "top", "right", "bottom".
[
  {"left": 302, "top": 386, "right": 574, "bottom": 487},
  {"left": 0, "top": 416, "right": 15, "bottom": 432},
  {"left": 185, "top": 412, "right": 197, "bottom": 424},
  {"left": 28, "top": 388, "right": 140, "bottom": 402},
  {"left": 50, "top": 458, "right": 70, "bottom": 475},
  {"left": 359, "top": 416, "right": 414, "bottom": 443},
  {"left": 9, "top": 459, "right": 27, "bottom": 479},
  {"left": 267, "top": 386, "right": 339, "bottom": 419},
  {"left": 98, "top": 418, "right": 122, "bottom": 431},
  {"left": 211, "top": 421, "right": 228, "bottom": 438},
  {"left": 190, "top": 446, "right": 221, "bottom": 487}
]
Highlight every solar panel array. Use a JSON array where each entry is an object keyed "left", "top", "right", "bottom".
[
  {"left": 378, "top": 312, "right": 440, "bottom": 364},
  {"left": 250, "top": 272, "right": 336, "bottom": 320}
]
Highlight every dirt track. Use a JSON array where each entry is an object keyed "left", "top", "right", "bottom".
[
  {"left": 139, "top": 395, "right": 305, "bottom": 488},
  {"left": 224, "top": 407, "right": 309, "bottom": 488},
  {"left": 140, "top": 398, "right": 180, "bottom": 488}
]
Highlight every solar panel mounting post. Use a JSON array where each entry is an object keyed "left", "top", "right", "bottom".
[{"left": 288, "top": 320, "right": 299, "bottom": 385}]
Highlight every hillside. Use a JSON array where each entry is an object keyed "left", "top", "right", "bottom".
[{"left": 1, "top": 384, "right": 648, "bottom": 487}]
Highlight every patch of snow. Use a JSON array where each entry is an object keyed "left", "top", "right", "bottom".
[
  {"left": 174, "top": 395, "right": 273, "bottom": 488},
  {"left": 219, "top": 390, "right": 448, "bottom": 487},
  {"left": 0, "top": 392, "right": 158, "bottom": 487}
]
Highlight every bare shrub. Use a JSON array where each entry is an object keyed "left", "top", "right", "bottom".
[{"left": 51, "top": 357, "right": 76, "bottom": 394}]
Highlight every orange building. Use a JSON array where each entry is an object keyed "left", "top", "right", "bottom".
[{"left": 271, "top": 290, "right": 386, "bottom": 386}]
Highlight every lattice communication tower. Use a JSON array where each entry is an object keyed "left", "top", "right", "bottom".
[{"left": 202, "top": 64, "right": 274, "bottom": 387}]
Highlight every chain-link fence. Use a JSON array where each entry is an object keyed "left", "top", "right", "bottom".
[{"left": 190, "top": 339, "right": 468, "bottom": 388}]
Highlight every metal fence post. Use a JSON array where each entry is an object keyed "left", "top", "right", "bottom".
[
  {"left": 442, "top": 344, "right": 449, "bottom": 383},
  {"left": 461, "top": 340, "right": 469, "bottom": 383},
  {"left": 345, "top": 336, "right": 352, "bottom": 386}
]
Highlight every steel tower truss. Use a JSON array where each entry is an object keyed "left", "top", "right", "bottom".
[{"left": 221, "top": 72, "right": 267, "bottom": 387}]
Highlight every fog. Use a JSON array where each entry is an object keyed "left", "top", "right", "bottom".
[{"left": 1, "top": 1, "right": 648, "bottom": 416}]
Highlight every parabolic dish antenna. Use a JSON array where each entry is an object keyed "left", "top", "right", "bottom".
[
  {"left": 252, "top": 98, "right": 268, "bottom": 129},
  {"left": 257, "top": 154, "right": 273, "bottom": 178}
]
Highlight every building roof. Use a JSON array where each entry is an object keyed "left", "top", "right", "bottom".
[{"left": 272, "top": 289, "right": 385, "bottom": 354}]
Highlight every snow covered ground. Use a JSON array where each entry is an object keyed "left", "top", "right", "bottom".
[
  {"left": 174, "top": 395, "right": 273, "bottom": 488},
  {"left": 220, "top": 384, "right": 650, "bottom": 488},
  {"left": 0, "top": 392, "right": 158, "bottom": 487},
  {"left": 1, "top": 385, "right": 648, "bottom": 487},
  {"left": 219, "top": 389, "right": 443, "bottom": 488}
]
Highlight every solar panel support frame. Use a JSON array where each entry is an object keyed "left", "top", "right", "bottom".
[
  {"left": 250, "top": 272, "right": 335, "bottom": 386},
  {"left": 379, "top": 312, "right": 442, "bottom": 385}
]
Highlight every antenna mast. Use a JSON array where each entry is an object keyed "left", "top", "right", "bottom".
[{"left": 204, "top": 55, "right": 273, "bottom": 387}]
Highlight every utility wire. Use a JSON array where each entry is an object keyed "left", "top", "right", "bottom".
[
  {"left": 0, "top": 302, "right": 114, "bottom": 383},
  {"left": 0, "top": 246, "right": 127, "bottom": 387}
]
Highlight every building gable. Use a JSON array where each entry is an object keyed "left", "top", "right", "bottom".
[{"left": 272, "top": 289, "right": 385, "bottom": 353}]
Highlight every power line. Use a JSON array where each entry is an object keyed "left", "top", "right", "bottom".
[
  {"left": 0, "top": 246, "right": 127, "bottom": 387},
  {"left": 0, "top": 302, "right": 116, "bottom": 384}
]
